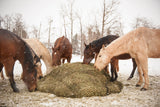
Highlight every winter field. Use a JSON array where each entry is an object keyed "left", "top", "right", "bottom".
[{"left": 0, "top": 54, "right": 160, "bottom": 107}]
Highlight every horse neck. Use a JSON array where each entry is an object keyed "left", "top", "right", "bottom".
[
  {"left": 106, "top": 34, "right": 131, "bottom": 58},
  {"left": 17, "top": 43, "right": 34, "bottom": 71}
]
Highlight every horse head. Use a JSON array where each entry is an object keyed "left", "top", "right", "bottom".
[
  {"left": 22, "top": 54, "right": 41, "bottom": 92},
  {"left": 83, "top": 42, "right": 95, "bottom": 64},
  {"left": 52, "top": 47, "right": 61, "bottom": 66}
]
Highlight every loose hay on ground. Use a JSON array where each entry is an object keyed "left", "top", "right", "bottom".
[{"left": 37, "top": 62, "right": 123, "bottom": 98}]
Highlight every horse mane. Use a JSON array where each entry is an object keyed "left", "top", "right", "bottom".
[{"left": 88, "top": 35, "right": 119, "bottom": 52}]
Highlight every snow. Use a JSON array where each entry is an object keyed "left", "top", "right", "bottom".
[{"left": 2, "top": 54, "right": 160, "bottom": 79}]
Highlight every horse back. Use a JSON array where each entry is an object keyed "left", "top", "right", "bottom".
[
  {"left": 143, "top": 28, "right": 160, "bottom": 58},
  {"left": 0, "top": 29, "right": 21, "bottom": 60}
]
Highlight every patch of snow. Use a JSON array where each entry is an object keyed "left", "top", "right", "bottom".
[{"left": 1, "top": 54, "right": 160, "bottom": 79}]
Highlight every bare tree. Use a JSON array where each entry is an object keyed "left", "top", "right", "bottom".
[
  {"left": 132, "top": 17, "right": 154, "bottom": 29},
  {"left": 69, "top": 0, "right": 75, "bottom": 43},
  {"left": 48, "top": 17, "right": 53, "bottom": 47},
  {"left": 13, "top": 13, "right": 28, "bottom": 38},
  {"left": 32, "top": 26, "right": 38, "bottom": 38},
  {"left": 101, "top": 0, "right": 119, "bottom": 37},
  {"left": 76, "top": 12, "right": 84, "bottom": 57},
  {"left": 0, "top": 15, "right": 3, "bottom": 29},
  {"left": 38, "top": 22, "right": 41, "bottom": 40},
  {"left": 61, "top": 0, "right": 75, "bottom": 43},
  {"left": 60, "top": 4, "right": 68, "bottom": 37},
  {"left": 1, "top": 14, "right": 13, "bottom": 30}
]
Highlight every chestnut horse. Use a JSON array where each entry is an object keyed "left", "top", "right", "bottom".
[
  {"left": 0, "top": 29, "right": 41, "bottom": 92},
  {"left": 83, "top": 35, "right": 137, "bottom": 81},
  {"left": 94, "top": 27, "right": 160, "bottom": 91},
  {"left": 52, "top": 36, "right": 72, "bottom": 66}
]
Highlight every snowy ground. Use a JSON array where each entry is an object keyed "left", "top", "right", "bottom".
[{"left": 0, "top": 54, "right": 160, "bottom": 107}]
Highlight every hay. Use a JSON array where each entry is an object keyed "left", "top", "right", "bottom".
[{"left": 37, "top": 62, "right": 123, "bottom": 98}]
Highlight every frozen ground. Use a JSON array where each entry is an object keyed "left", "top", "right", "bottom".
[{"left": 0, "top": 54, "right": 160, "bottom": 107}]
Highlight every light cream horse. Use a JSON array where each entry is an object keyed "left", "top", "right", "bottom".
[
  {"left": 25, "top": 39, "right": 52, "bottom": 75},
  {"left": 1, "top": 39, "right": 52, "bottom": 79},
  {"left": 94, "top": 27, "right": 160, "bottom": 91}
]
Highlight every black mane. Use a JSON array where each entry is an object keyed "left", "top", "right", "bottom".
[{"left": 89, "top": 35, "right": 119, "bottom": 53}]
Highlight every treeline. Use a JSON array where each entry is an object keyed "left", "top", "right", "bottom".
[{"left": 0, "top": 0, "right": 159, "bottom": 56}]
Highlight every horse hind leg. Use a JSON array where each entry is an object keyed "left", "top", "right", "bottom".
[
  {"left": 3, "top": 59, "right": 19, "bottom": 92},
  {"left": 128, "top": 58, "right": 137, "bottom": 80}
]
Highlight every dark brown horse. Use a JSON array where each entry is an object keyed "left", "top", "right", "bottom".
[
  {"left": 52, "top": 36, "right": 72, "bottom": 66},
  {"left": 83, "top": 35, "right": 137, "bottom": 81},
  {"left": 0, "top": 29, "right": 41, "bottom": 92}
]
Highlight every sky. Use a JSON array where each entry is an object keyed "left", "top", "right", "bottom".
[{"left": 0, "top": 0, "right": 160, "bottom": 42}]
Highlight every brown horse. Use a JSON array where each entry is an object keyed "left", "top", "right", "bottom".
[
  {"left": 83, "top": 35, "right": 137, "bottom": 81},
  {"left": 52, "top": 36, "right": 72, "bottom": 66},
  {"left": 94, "top": 27, "right": 160, "bottom": 91},
  {"left": 0, "top": 29, "right": 41, "bottom": 92},
  {"left": 0, "top": 39, "right": 44, "bottom": 80},
  {"left": 24, "top": 38, "right": 52, "bottom": 74}
]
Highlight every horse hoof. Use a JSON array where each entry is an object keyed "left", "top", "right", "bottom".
[
  {"left": 140, "top": 88, "right": 147, "bottom": 91},
  {"left": 13, "top": 88, "right": 20, "bottom": 93},
  {"left": 136, "top": 84, "right": 141, "bottom": 87},
  {"left": 127, "top": 78, "right": 132, "bottom": 80},
  {"left": 110, "top": 79, "right": 115, "bottom": 82}
]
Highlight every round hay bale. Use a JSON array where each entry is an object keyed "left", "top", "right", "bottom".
[{"left": 37, "top": 62, "right": 123, "bottom": 98}]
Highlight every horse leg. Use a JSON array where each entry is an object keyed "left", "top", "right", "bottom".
[
  {"left": 67, "top": 55, "right": 72, "bottom": 63},
  {"left": 3, "top": 59, "right": 19, "bottom": 92},
  {"left": 128, "top": 58, "right": 137, "bottom": 80},
  {"left": 134, "top": 58, "right": 143, "bottom": 87},
  {"left": 95, "top": 54, "right": 98, "bottom": 61},
  {"left": 104, "top": 65, "right": 109, "bottom": 74},
  {"left": 0, "top": 63, "right": 4, "bottom": 80},
  {"left": 136, "top": 55, "right": 149, "bottom": 90},
  {"left": 112, "top": 59, "right": 118, "bottom": 81},
  {"left": 62, "top": 58, "right": 65, "bottom": 63},
  {"left": 110, "top": 59, "right": 118, "bottom": 81}
]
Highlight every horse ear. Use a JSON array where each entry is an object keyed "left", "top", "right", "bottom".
[
  {"left": 39, "top": 55, "right": 42, "bottom": 59},
  {"left": 84, "top": 42, "right": 87, "bottom": 47},
  {"left": 102, "top": 44, "right": 105, "bottom": 50}
]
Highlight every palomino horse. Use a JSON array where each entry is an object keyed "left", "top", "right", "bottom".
[
  {"left": 0, "top": 29, "right": 41, "bottom": 92},
  {"left": 83, "top": 35, "right": 137, "bottom": 81},
  {"left": 24, "top": 39, "right": 52, "bottom": 74},
  {"left": 52, "top": 36, "right": 72, "bottom": 66},
  {"left": 94, "top": 27, "right": 160, "bottom": 91}
]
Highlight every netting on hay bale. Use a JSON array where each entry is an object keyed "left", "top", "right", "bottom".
[{"left": 37, "top": 62, "right": 123, "bottom": 98}]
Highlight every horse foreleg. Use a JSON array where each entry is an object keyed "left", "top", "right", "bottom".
[
  {"left": 62, "top": 58, "right": 65, "bottom": 63},
  {"left": 110, "top": 59, "right": 118, "bottom": 81},
  {"left": 0, "top": 63, "right": 4, "bottom": 80},
  {"left": 128, "top": 58, "right": 137, "bottom": 80},
  {"left": 137, "top": 55, "right": 149, "bottom": 91},
  {"left": 3, "top": 59, "right": 19, "bottom": 92},
  {"left": 104, "top": 65, "right": 109, "bottom": 74},
  {"left": 67, "top": 55, "right": 72, "bottom": 63}
]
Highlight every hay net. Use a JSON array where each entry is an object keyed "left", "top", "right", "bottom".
[{"left": 37, "top": 62, "right": 123, "bottom": 98}]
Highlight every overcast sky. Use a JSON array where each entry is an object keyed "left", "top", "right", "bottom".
[{"left": 0, "top": 0, "right": 160, "bottom": 42}]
